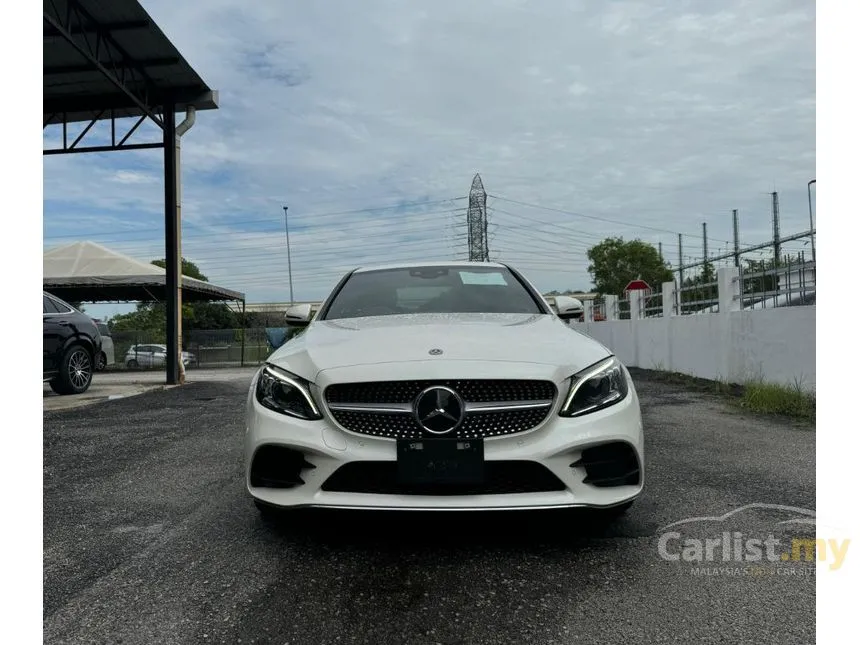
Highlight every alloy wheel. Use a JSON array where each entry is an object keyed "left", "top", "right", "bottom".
[{"left": 68, "top": 350, "right": 92, "bottom": 389}]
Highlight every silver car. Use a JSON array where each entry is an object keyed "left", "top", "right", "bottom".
[{"left": 125, "top": 344, "right": 195, "bottom": 369}]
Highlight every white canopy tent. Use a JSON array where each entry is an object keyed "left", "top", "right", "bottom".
[{"left": 43, "top": 241, "right": 244, "bottom": 303}]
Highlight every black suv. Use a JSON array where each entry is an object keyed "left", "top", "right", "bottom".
[{"left": 43, "top": 292, "right": 102, "bottom": 395}]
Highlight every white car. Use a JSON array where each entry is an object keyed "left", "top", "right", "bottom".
[
  {"left": 93, "top": 320, "right": 115, "bottom": 370},
  {"left": 244, "top": 262, "right": 644, "bottom": 518},
  {"left": 125, "top": 344, "right": 195, "bottom": 369}
]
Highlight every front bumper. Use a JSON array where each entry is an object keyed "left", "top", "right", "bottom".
[{"left": 243, "top": 371, "right": 644, "bottom": 511}]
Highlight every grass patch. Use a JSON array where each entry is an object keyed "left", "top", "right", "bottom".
[
  {"left": 627, "top": 367, "right": 743, "bottom": 396},
  {"left": 739, "top": 381, "right": 816, "bottom": 421},
  {"left": 628, "top": 367, "right": 815, "bottom": 422}
]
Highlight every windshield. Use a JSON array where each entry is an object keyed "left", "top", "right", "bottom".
[{"left": 321, "top": 265, "right": 547, "bottom": 320}]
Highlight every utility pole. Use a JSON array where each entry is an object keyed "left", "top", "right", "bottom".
[
  {"left": 807, "top": 179, "right": 816, "bottom": 264},
  {"left": 283, "top": 205, "right": 294, "bottom": 304},
  {"left": 702, "top": 222, "right": 708, "bottom": 277},
  {"left": 732, "top": 209, "right": 740, "bottom": 267},
  {"left": 658, "top": 241, "right": 663, "bottom": 263},
  {"left": 771, "top": 191, "right": 781, "bottom": 266},
  {"left": 677, "top": 233, "right": 684, "bottom": 287}
]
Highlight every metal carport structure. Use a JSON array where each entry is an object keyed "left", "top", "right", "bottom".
[{"left": 44, "top": 0, "right": 220, "bottom": 384}]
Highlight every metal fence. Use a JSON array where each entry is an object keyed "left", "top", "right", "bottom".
[
  {"left": 642, "top": 292, "right": 663, "bottom": 318},
  {"left": 737, "top": 258, "right": 816, "bottom": 309},
  {"left": 105, "top": 327, "right": 302, "bottom": 370},
  {"left": 677, "top": 280, "right": 719, "bottom": 315},
  {"left": 619, "top": 296, "right": 633, "bottom": 320}
]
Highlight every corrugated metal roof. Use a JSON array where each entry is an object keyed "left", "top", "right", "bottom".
[{"left": 44, "top": 0, "right": 218, "bottom": 124}]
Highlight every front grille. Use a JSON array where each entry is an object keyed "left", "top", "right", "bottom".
[
  {"left": 325, "top": 380, "right": 556, "bottom": 404},
  {"left": 321, "top": 460, "right": 567, "bottom": 495},
  {"left": 324, "top": 379, "right": 557, "bottom": 440}
]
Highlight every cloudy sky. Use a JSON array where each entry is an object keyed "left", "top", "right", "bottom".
[{"left": 43, "top": 0, "right": 815, "bottom": 316}]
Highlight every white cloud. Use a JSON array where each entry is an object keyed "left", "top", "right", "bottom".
[
  {"left": 42, "top": 0, "right": 815, "bottom": 301},
  {"left": 111, "top": 171, "right": 158, "bottom": 185}
]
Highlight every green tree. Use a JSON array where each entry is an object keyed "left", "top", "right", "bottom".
[
  {"left": 108, "top": 257, "right": 238, "bottom": 334},
  {"left": 151, "top": 257, "right": 206, "bottom": 280},
  {"left": 586, "top": 237, "right": 673, "bottom": 296}
]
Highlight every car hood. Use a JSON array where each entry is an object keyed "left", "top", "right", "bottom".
[{"left": 266, "top": 313, "right": 612, "bottom": 382}]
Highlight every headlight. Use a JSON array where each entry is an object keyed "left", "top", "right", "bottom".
[
  {"left": 559, "top": 356, "right": 629, "bottom": 417},
  {"left": 255, "top": 364, "right": 322, "bottom": 420}
]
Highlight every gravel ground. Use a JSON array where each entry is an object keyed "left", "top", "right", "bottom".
[{"left": 43, "top": 370, "right": 816, "bottom": 644}]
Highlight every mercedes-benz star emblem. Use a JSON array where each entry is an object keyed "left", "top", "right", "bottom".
[
  {"left": 428, "top": 348, "right": 443, "bottom": 356},
  {"left": 413, "top": 386, "right": 465, "bottom": 434}
]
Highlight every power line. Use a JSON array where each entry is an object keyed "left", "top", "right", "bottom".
[
  {"left": 488, "top": 193, "right": 775, "bottom": 250},
  {"left": 44, "top": 204, "right": 468, "bottom": 242},
  {"left": 488, "top": 193, "right": 686, "bottom": 236}
]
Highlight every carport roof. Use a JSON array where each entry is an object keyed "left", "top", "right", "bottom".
[
  {"left": 44, "top": 0, "right": 218, "bottom": 126},
  {"left": 43, "top": 241, "right": 245, "bottom": 303}
]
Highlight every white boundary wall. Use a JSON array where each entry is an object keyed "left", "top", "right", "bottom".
[{"left": 577, "top": 267, "right": 816, "bottom": 392}]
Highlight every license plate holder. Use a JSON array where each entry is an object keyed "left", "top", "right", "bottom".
[{"left": 396, "top": 438, "right": 484, "bottom": 485}]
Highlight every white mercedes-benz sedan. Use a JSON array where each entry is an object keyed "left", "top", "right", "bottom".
[{"left": 244, "top": 261, "right": 644, "bottom": 517}]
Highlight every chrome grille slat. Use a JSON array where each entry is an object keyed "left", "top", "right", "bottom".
[
  {"left": 324, "top": 380, "right": 556, "bottom": 440},
  {"left": 464, "top": 400, "right": 553, "bottom": 412},
  {"left": 327, "top": 402, "right": 413, "bottom": 413}
]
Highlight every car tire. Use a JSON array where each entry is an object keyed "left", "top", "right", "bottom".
[
  {"left": 127, "top": 359, "right": 139, "bottom": 369},
  {"left": 50, "top": 344, "right": 94, "bottom": 395},
  {"left": 96, "top": 351, "right": 107, "bottom": 371}
]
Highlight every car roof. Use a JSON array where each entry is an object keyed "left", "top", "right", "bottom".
[{"left": 353, "top": 260, "right": 511, "bottom": 273}]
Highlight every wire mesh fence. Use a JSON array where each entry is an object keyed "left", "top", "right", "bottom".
[{"left": 105, "top": 327, "right": 303, "bottom": 371}]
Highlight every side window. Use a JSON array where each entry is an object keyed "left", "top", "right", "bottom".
[
  {"left": 48, "top": 297, "right": 72, "bottom": 314},
  {"left": 43, "top": 296, "right": 57, "bottom": 314}
]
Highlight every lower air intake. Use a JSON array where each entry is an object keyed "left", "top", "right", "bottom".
[
  {"left": 321, "top": 460, "right": 566, "bottom": 496},
  {"left": 250, "top": 445, "right": 315, "bottom": 488},
  {"left": 571, "top": 442, "right": 641, "bottom": 488}
]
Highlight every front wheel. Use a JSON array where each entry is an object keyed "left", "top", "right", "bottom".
[
  {"left": 50, "top": 345, "right": 93, "bottom": 395},
  {"left": 126, "top": 359, "right": 139, "bottom": 369}
]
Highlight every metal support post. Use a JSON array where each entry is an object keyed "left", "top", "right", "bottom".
[
  {"left": 771, "top": 191, "right": 781, "bottom": 264},
  {"left": 163, "top": 102, "right": 181, "bottom": 385},
  {"left": 807, "top": 180, "right": 816, "bottom": 265},
  {"left": 732, "top": 209, "right": 740, "bottom": 267},
  {"left": 283, "top": 206, "right": 294, "bottom": 304}
]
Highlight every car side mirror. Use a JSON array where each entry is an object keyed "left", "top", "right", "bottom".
[
  {"left": 285, "top": 303, "right": 313, "bottom": 327},
  {"left": 553, "top": 295, "right": 584, "bottom": 320}
]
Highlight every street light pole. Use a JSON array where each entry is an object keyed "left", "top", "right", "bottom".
[
  {"left": 807, "top": 179, "right": 816, "bottom": 265},
  {"left": 283, "top": 205, "right": 294, "bottom": 304}
]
